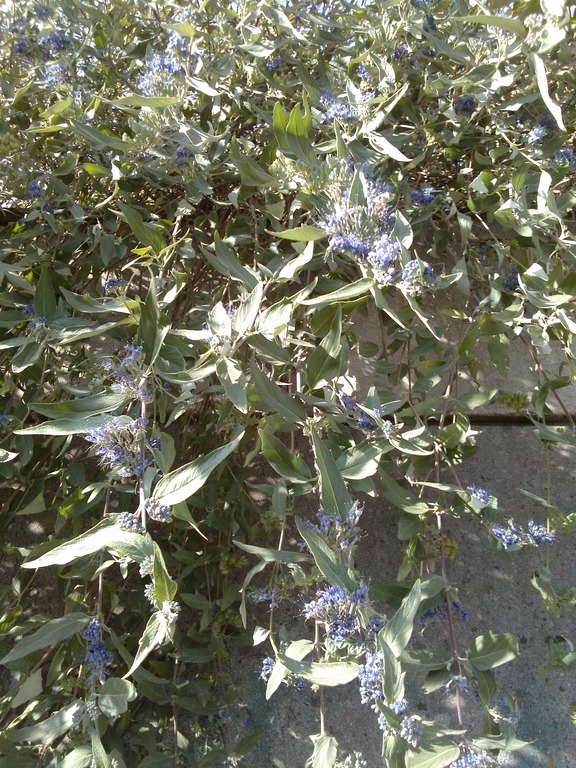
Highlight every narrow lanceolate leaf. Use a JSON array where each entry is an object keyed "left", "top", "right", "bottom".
[
  {"left": 381, "top": 580, "right": 422, "bottom": 656},
  {"left": 234, "top": 539, "right": 312, "bottom": 564},
  {"left": 21, "top": 517, "right": 153, "bottom": 569},
  {"left": 152, "top": 542, "right": 178, "bottom": 602},
  {"left": 273, "top": 225, "right": 326, "bottom": 242},
  {"left": 28, "top": 393, "right": 127, "bottom": 419},
  {"left": 467, "top": 632, "right": 518, "bottom": 670},
  {"left": 217, "top": 358, "right": 248, "bottom": 413},
  {"left": 123, "top": 612, "right": 167, "bottom": 679},
  {"left": 152, "top": 430, "right": 244, "bottom": 506},
  {"left": 0, "top": 613, "right": 88, "bottom": 664},
  {"left": 91, "top": 730, "right": 112, "bottom": 768},
  {"left": 532, "top": 54, "right": 565, "bottom": 130},
  {"left": 15, "top": 414, "right": 133, "bottom": 436},
  {"left": 299, "top": 278, "right": 373, "bottom": 306},
  {"left": 295, "top": 517, "right": 356, "bottom": 592},
  {"left": 312, "top": 430, "right": 352, "bottom": 519},
  {"left": 406, "top": 742, "right": 461, "bottom": 768},
  {"left": 278, "top": 655, "right": 359, "bottom": 686},
  {"left": 5, "top": 702, "right": 79, "bottom": 744},
  {"left": 250, "top": 362, "right": 307, "bottom": 423}
]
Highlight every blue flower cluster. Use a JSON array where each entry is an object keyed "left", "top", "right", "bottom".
[
  {"left": 503, "top": 269, "right": 519, "bottom": 291},
  {"left": 320, "top": 87, "right": 357, "bottom": 123},
  {"left": 104, "top": 276, "right": 127, "bottom": 293},
  {"left": 82, "top": 619, "right": 114, "bottom": 686},
  {"left": 449, "top": 747, "right": 492, "bottom": 767},
  {"left": 162, "top": 600, "right": 180, "bottom": 623},
  {"left": 555, "top": 147, "right": 576, "bottom": 167},
  {"left": 492, "top": 519, "right": 556, "bottom": 549},
  {"left": 467, "top": 484, "right": 493, "bottom": 508},
  {"left": 398, "top": 259, "right": 440, "bottom": 295},
  {"left": 144, "top": 498, "right": 173, "bottom": 523},
  {"left": 38, "top": 31, "right": 72, "bottom": 59},
  {"left": 138, "top": 51, "right": 185, "bottom": 97},
  {"left": 358, "top": 650, "right": 384, "bottom": 703},
  {"left": 318, "top": 164, "right": 418, "bottom": 287},
  {"left": 304, "top": 501, "right": 365, "bottom": 564},
  {"left": 259, "top": 656, "right": 274, "bottom": 681},
  {"left": 248, "top": 587, "right": 281, "bottom": 610},
  {"left": 102, "top": 343, "right": 154, "bottom": 402},
  {"left": 303, "top": 583, "right": 368, "bottom": 621},
  {"left": 454, "top": 95, "right": 477, "bottom": 115},
  {"left": 341, "top": 395, "right": 399, "bottom": 436},
  {"left": 303, "top": 582, "right": 368, "bottom": 644},
  {"left": 419, "top": 600, "right": 469, "bottom": 625},
  {"left": 139, "top": 554, "right": 155, "bottom": 577},
  {"left": 85, "top": 416, "right": 151, "bottom": 478},
  {"left": 411, "top": 186, "right": 437, "bottom": 206},
  {"left": 117, "top": 511, "right": 145, "bottom": 533},
  {"left": 399, "top": 714, "right": 423, "bottom": 747}
]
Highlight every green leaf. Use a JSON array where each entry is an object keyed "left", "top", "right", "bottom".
[
  {"left": 28, "top": 393, "right": 127, "bottom": 419},
  {"left": 300, "top": 278, "right": 372, "bottom": 306},
  {"left": 459, "top": 14, "right": 525, "bottom": 37},
  {"left": 97, "top": 677, "right": 137, "bottom": 717},
  {"left": 377, "top": 636, "right": 405, "bottom": 704},
  {"left": 217, "top": 358, "right": 248, "bottom": 413},
  {"left": 123, "top": 612, "right": 167, "bottom": 679},
  {"left": 91, "top": 730, "right": 112, "bottom": 768},
  {"left": 230, "top": 137, "right": 279, "bottom": 187},
  {"left": 1, "top": 614, "right": 87, "bottom": 664},
  {"left": 15, "top": 414, "right": 132, "bottom": 436},
  {"left": 202, "top": 234, "right": 259, "bottom": 290},
  {"left": 60, "top": 747, "right": 92, "bottom": 768},
  {"left": 278, "top": 655, "right": 359, "bottom": 686},
  {"left": 381, "top": 580, "right": 422, "bottom": 655},
  {"left": 234, "top": 540, "right": 312, "bottom": 564},
  {"left": 368, "top": 132, "right": 411, "bottom": 162},
  {"left": 5, "top": 702, "right": 78, "bottom": 743},
  {"left": 467, "top": 632, "right": 518, "bottom": 670},
  {"left": 116, "top": 201, "right": 166, "bottom": 255},
  {"left": 10, "top": 668, "right": 43, "bottom": 708},
  {"left": 152, "top": 430, "right": 244, "bottom": 506},
  {"left": 336, "top": 443, "right": 382, "bottom": 480},
  {"left": 250, "top": 362, "right": 307, "bottom": 423},
  {"left": 152, "top": 542, "right": 178, "bottom": 602},
  {"left": 312, "top": 430, "right": 352, "bottom": 519},
  {"left": 260, "top": 429, "right": 313, "bottom": 483},
  {"left": 531, "top": 53, "right": 565, "bottom": 130},
  {"left": 34, "top": 266, "right": 56, "bottom": 321},
  {"left": 380, "top": 474, "right": 430, "bottom": 515},
  {"left": 231, "top": 282, "right": 263, "bottom": 338},
  {"left": 406, "top": 742, "right": 460, "bottom": 768},
  {"left": 274, "top": 225, "right": 326, "bottom": 242},
  {"left": 139, "top": 276, "right": 169, "bottom": 366},
  {"left": 295, "top": 517, "right": 356, "bottom": 592},
  {"left": 108, "top": 95, "right": 178, "bottom": 108},
  {"left": 306, "top": 733, "right": 338, "bottom": 768},
  {"left": 21, "top": 517, "right": 153, "bottom": 569}
]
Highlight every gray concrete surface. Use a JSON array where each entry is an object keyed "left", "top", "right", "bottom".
[
  {"left": 228, "top": 306, "right": 576, "bottom": 767},
  {"left": 231, "top": 425, "right": 576, "bottom": 767}
]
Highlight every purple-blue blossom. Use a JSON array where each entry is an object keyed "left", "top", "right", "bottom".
[
  {"left": 144, "top": 498, "right": 173, "bottom": 523},
  {"left": 320, "top": 88, "right": 357, "bottom": 123},
  {"left": 248, "top": 587, "right": 281, "bottom": 610},
  {"left": 454, "top": 95, "right": 477, "bottom": 115},
  {"left": 398, "top": 260, "right": 440, "bottom": 295},
  {"left": 449, "top": 747, "right": 492, "bottom": 767},
  {"left": 467, "top": 484, "right": 493, "bottom": 508},
  {"left": 85, "top": 417, "right": 152, "bottom": 478},
  {"left": 82, "top": 619, "right": 114, "bottom": 686}
]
